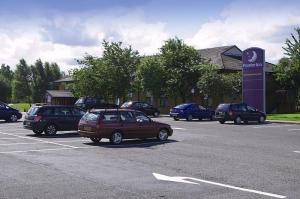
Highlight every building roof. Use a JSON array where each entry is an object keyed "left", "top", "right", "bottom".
[
  {"left": 198, "top": 45, "right": 275, "bottom": 72},
  {"left": 54, "top": 76, "right": 74, "bottom": 83},
  {"left": 46, "top": 90, "right": 74, "bottom": 98}
]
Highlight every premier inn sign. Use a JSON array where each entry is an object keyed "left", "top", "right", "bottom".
[{"left": 242, "top": 47, "right": 266, "bottom": 113}]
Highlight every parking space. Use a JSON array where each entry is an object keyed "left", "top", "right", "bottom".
[{"left": 0, "top": 118, "right": 299, "bottom": 198}]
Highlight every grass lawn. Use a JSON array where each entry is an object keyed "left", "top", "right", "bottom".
[
  {"left": 267, "top": 113, "right": 300, "bottom": 121},
  {"left": 9, "top": 103, "right": 31, "bottom": 112}
]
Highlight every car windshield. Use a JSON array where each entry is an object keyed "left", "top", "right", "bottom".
[
  {"left": 82, "top": 112, "right": 100, "bottom": 121},
  {"left": 75, "top": 98, "right": 84, "bottom": 104},
  {"left": 121, "top": 102, "right": 132, "bottom": 108},
  {"left": 216, "top": 104, "right": 230, "bottom": 111},
  {"left": 174, "top": 104, "right": 191, "bottom": 109},
  {"left": 27, "top": 106, "right": 40, "bottom": 115}
]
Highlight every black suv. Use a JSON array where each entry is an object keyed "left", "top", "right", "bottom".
[
  {"left": 121, "top": 101, "right": 160, "bottom": 117},
  {"left": 23, "top": 105, "right": 85, "bottom": 135},
  {"left": 75, "top": 97, "right": 119, "bottom": 110},
  {"left": 215, "top": 103, "right": 266, "bottom": 124},
  {"left": 0, "top": 102, "right": 22, "bottom": 122}
]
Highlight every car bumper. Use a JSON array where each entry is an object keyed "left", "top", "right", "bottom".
[
  {"left": 23, "top": 121, "right": 44, "bottom": 131},
  {"left": 78, "top": 130, "right": 101, "bottom": 138}
]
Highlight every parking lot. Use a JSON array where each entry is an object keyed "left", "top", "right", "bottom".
[{"left": 0, "top": 118, "right": 299, "bottom": 199}]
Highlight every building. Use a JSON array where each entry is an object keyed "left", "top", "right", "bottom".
[
  {"left": 133, "top": 45, "right": 285, "bottom": 113},
  {"left": 44, "top": 76, "right": 77, "bottom": 105}
]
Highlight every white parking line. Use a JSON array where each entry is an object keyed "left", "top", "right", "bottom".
[
  {"left": 0, "top": 138, "right": 19, "bottom": 140},
  {"left": 253, "top": 125, "right": 294, "bottom": 129},
  {"left": 173, "top": 127, "right": 186, "bottom": 130},
  {"left": 0, "top": 139, "right": 87, "bottom": 146},
  {"left": 294, "top": 151, "right": 300, "bottom": 153},
  {"left": 0, "top": 146, "right": 95, "bottom": 154},
  {"left": 0, "top": 131, "right": 77, "bottom": 149},
  {"left": 288, "top": 129, "right": 300, "bottom": 131}
]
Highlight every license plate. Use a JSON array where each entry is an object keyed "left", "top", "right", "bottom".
[{"left": 84, "top": 126, "right": 92, "bottom": 131}]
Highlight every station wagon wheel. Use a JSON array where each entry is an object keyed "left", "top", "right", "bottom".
[
  {"left": 33, "top": 130, "right": 43, "bottom": 135},
  {"left": 258, "top": 116, "right": 265, "bottom": 123},
  {"left": 187, "top": 114, "right": 193, "bottom": 121},
  {"left": 10, "top": 114, "right": 18, "bottom": 122},
  {"left": 158, "top": 129, "right": 168, "bottom": 141},
  {"left": 90, "top": 137, "right": 102, "bottom": 143},
  {"left": 234, "top": 116, "right": 242, "bottom": 125},
  {"left": 153, "top": 111, "right": 159, "bottom": 117},
  {"left": 44, "top": 124, "right": 57, "bottom": 136},
  {"left": 110, "top": 131, "right": 123, "bottom": 145},
  {"left": 173, "top": 117, "right": 179, "bottom": 121}
]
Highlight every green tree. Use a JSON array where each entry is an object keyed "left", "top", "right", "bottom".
[
  {"left": 12, "top": 59, "right": 31, "bottom": 102},
  {"left": 101, "top": 40, "right": 140, "bottom": 101},
  {"left": 0, "top": 75, "right": 11, "bottom": 102},
  {"left": 197, "top": 67, "right": 242, "bottom": 104},
  {"left": 274, "top": 28, "right": 300, "bottom": 110},
  {"left": 136, "top": 56, "right": 167, "bottom": 102},
  {"left": 0, "top": 64, "right": 14, "bottom": 102},
  {"left": 31, "top": 59, "right": 47, "bottom": 102},
  {"left": 160, "top": 38, "right": 204, "bottom": 102}
]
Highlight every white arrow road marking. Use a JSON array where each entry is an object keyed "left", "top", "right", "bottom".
[{"left": 153, "top": 173, "right": 286, "bottom": 199}]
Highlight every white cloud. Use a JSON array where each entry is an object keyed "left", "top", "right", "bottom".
[
  {"left": 0, "top": 9, "right": 170, "bottom": 72},
  {"left": 186, "top": 0, "right": 300, "bottom": 64}
]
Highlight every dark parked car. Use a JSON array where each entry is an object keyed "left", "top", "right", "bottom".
[
  {"left": 170, "top": 103, "right": 214, "bottom": 121},
  {"left": 23, "top": 105, "right": 86, "bottom": 135},
  {"left": 0, "top": 102, "right": 22, "bottom": 122},
  {"left": 121, "top": 101, "right": 160, "bottom": 117},
  {"left": 75, "top": 97, "right": 119, "bottom": 110},
  {"left": 78, "top": 109, "right": 173, "bottom": 144},
  {"left": 215, "top": 103, "right": 266, "bottom": 124}
]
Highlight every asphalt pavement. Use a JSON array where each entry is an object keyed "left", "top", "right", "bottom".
[{"left": 0, "top": 117, "right": 299, "bottom": 199}]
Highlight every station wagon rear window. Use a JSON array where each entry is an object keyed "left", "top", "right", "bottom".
[{"left": 82, "top": 112, "right": 100, "bottom": 121}]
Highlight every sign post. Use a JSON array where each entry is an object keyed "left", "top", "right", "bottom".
[{"left": 242, "top": 47, "right": 266, "bottom": 113}]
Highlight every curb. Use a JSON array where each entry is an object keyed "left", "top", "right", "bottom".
[{"left": 267, "top": 120, "right": 300, "bottom": 125}]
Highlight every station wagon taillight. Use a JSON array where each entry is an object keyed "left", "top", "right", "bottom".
[{"left": 34, "top": 115, "right": 42, "bottom": 122}]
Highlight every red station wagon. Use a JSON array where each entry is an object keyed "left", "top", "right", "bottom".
[{"left": 78, "top": 109, "right": 173, "bottom": 144}]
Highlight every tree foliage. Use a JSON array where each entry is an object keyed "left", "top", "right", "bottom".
[
  {"left": 197, "top": 66, "right": 242, "bottom": 103},
  {"left": 0, "top": 64, "right": 13, "bottom": 102},
  {"left": 135, "top": 56, "right": 167, "bottom": 100},
  {"left": 72, "top": 41, "right": 140, "bottom": 101},
  {"left": 11, "top": 59, "right": 32, "bottom": 102},
  {"left": 160, "top": 38, "right": 204, "bottom": 101},
  {"left": 275, "top": 28, "right": 300, "bottom": 88}
]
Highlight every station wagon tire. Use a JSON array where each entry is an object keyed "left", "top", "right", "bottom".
[
  {"left": 9, "top": 114, "right": 18, "bottom": 122},
  {"left": 110, "top": 131, "right": 123, "bottom": 145},
  {"left": 157, "top": 129, "right": 168, "bottom": 141},
  {"left": 219, "top": 120, "right": 225, "bottom": 124},
  {"left": 244, "top": 120, "right": 248, "bottom": 124},
  {"left": 173, "top": 117, "right": 179, "bottom": 121},
  {"left": 198, "top": 117, "right": 202, "bottom": 121},
  {"left": 234, "top": 116, "right": 242, "bottom": 125},
  {"left": 33, "top": 130, "right": 43, "bottom": 135},
  {"left": 153, "top": 112, "right": 159, "bottom": 117},
  {"left": 258, "top": 116, "right": 265, "bottom": 123},
  {"left": 44, "top": 124, "right": 57, "bottom": 136},
  {"left": 187, "top": 114, "right": 193, "bottom": 121},
  {"left": 90, "top": 137, "right": 102, "bottom": 143}
]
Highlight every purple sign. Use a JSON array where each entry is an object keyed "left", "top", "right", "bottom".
[{"left": 242, "top": 47, "right": 265, "bottom": 113}]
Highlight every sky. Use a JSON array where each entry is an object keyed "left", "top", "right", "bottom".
[{"left": 0, "top": 0, "right": 299, "bottom": 72}]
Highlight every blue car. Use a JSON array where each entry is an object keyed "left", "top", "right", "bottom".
[
  {"left": 170, "top": 103, "right": 214, "bottom": 121},
  {"left": 0, "top": 102, "right": 22, "bottom": 122}
]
